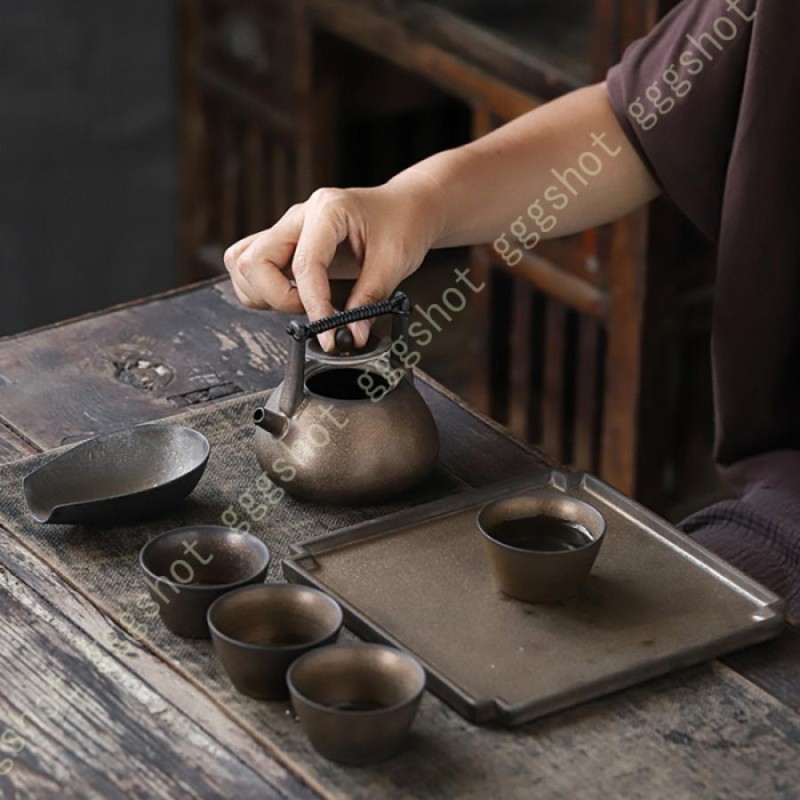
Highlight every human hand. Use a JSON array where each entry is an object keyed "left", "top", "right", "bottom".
[{"left": 224, "top": 175, "right": 443, "bottom": 351}]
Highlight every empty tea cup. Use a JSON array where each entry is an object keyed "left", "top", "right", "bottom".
[
  {"left": 477, "top": 490, "right": 606, "bottom": 602},
  {"left": 288, "top": 643, "right": 426, "bottom": 765},
  {"left": 207, "top": 583, "right": 343, "bottom": 700},
  {"left": 139, "top": 525, "right": 270, "bottom": 638}
]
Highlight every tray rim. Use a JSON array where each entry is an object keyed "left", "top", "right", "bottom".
[{"left": 282, "top": 470, "right": 785, "bottom": 726}]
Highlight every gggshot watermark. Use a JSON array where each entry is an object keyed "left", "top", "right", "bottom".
[
  {"left": 0, "top": 567, "right": 145, "bottom": 778},
  {"left": 111, "top": 537, "right": 219, "bottom": 649},
  {"left": 357, "top": 266, "right": 487, "bottom": 401},
  {"left": 492, "top": 131, "right": 622, "bottom": 268},
  {"left": 139, "top": 538, "right": 216, "bottom": 606},
  {"left": 221, "top": 401, "right": 350, "bottom": 530},
  {"left": 219, "top": 264, "right": 488, "bottom": 522},
  {"left": 628, "top": 0, "right": 756, "bottom": 131},
  {"left": 0, "top": 671, "right": 81, "bottom": 777}
]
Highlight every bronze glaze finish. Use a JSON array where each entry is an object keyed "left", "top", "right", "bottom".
[
  {"left": 23, "top": 424, "right": 210, "bottom": 525},
  {"left": 287, "top": 644, "right": 425, "bottom": 765},
  {"left": 253, "top": 292, "right": 439, "bottom": 504},
  {"left": 207, "top": 584, "right": 343, "bottom": 700},
  {"left": 477, "top": 491, "right": 606, "bottom": 602},
  {"left": 283, "top": 471, "right": 784, "bottom": 726},
  {"left": 139, "top": 526, "right": 270, "bottom": 639}
]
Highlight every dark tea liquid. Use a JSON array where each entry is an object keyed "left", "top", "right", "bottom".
[
  {"left": 332, "top": 701, "right": 386, "bottom": 712},
  {"left": 489, "top": 515, "right": 592, "bottom": 552},
  {"left": 251, "top": 632, "right": 313, "bottom": 646}
]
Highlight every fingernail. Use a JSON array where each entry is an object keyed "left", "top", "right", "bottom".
[
  {"left": 351, "top": 321, "right": 371, "bottom": 347},
  {"left": 319, "top": 331, "right": 335, "bottom": 352}
]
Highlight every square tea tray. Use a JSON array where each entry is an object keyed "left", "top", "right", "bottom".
[{"left": 282, "top": 470, "right": 784, "bottom": 726}]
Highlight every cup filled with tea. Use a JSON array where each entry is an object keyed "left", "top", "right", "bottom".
[{"left": 477, "top": 490, "right": 606, "bottom": 602}]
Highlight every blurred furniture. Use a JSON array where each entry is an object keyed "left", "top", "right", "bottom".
[{"left": 178, "top": 0, "right": 716, "bottom": 511}]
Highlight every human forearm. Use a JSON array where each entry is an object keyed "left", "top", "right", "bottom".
[
  {"left": 388, "top": 82, "right": 660, "bottom": 249},
  {"left": 224, "top": 83, "right": 661, "bottom": 347}
]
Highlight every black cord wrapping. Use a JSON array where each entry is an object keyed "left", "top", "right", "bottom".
[{"left": 286, "top": 292, "right": 410, "bottom": 341}]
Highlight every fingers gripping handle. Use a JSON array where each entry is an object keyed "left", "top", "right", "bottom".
[
  {"left": 279, "top": 292, "right": 411, "bottom": 417},
  {"left": 285, "top": 292, "right": 411, "bottom": 341}
]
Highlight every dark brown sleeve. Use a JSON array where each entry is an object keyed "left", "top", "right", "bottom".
[{"left": 606, "top": 0, "right": 757, "bottom": 240}]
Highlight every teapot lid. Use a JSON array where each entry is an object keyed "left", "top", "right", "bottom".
[{"left": 306, "top": 327, "right": 392, "bottom": 365}]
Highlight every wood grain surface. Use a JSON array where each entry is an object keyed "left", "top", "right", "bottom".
[
  {"left": 0, "top": 533, "right": 319, "bottom": 800},
  {"left": 0, "top": 279, "right": 798, "bottom": 799}
]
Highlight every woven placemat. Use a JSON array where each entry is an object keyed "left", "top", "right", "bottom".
[
  {"left": 0, "top": 389, "right": 474, "bottom": 796},
  {"left": 0, "top": 389, "right": 465, "bottom": 587},
  {"left": 4, "top": 393, "right": 800, "bottom": 799}
]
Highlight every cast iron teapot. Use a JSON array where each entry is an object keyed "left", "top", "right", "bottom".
[{"left": 253, "top": 292, "right": 439, "bottom": 503}]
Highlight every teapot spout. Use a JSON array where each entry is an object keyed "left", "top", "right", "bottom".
[{"left": 253, "top": 407, "right": 288, "bottom": 438}]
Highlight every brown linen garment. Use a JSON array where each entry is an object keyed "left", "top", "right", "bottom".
[{"left": 606, "top": 0, "right": 800, "bottom": 621}]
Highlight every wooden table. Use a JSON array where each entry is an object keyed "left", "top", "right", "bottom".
[{"left": 1, "top": 280, "right": 799, "bottom": 799}]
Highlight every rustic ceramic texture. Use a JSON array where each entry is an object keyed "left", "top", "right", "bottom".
[
  {"left": 253, "top": 293, "right": 440, "bottom": 503},
  {"left": 208, "top": 584, "right": 343, "bottom": 699},
  {"left": 23, "top": 423, "right": 209, "bottom": 524},
  {"left": 288, "top": 644, "right": 426, "bottom": 765},
  {"left": 477, "top": 491, "right": 606, "bottom": 603},
  {"left": 139, "top": 526, "right": 270, "bottom": 639},
  {"left": 284, "top": 470, "right": 784, "bottom": 726},
  {"left": 1, "top": 396, "right": 799, "bottom": 798}
]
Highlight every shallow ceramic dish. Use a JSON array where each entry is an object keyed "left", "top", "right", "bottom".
[{"left": 23, "top": 423, "right": 210, "bottom": 524}]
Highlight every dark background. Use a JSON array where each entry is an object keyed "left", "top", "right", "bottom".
[{"left": 0, "top": 1, "right": 176, "bottom": 336}]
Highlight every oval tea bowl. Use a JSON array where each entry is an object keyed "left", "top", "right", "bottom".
[{"left": 24, "top": 423, "right": 210, "bottom": 525}]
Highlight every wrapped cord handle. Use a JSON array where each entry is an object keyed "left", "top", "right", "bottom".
[
  {"left": 279, "top": 292, "right": 412, "bottom": 417},
  {"left": 286, "top": 292, "right": 410, "bottom": 342}
]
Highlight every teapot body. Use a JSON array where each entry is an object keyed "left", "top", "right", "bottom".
[{"left": 255, "top": 363, "right": 439, "bottom": 504}]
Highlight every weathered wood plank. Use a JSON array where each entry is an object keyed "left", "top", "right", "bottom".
[
  {"left": 0, "top": 281, "right": 551, "bottom": 484},
  {"left": 3, "top": 279, "right": 800, "bottom": 798},
  {"left": 0, "top": 535, "right": 321, "bottom": 800},
  {"left": 419, "top": 377, "right": 554, "bottom": 488},
  {"left": 8, "top": 527, "right": 800, "bottom": 800},
  {"left": 0, "top": 283, "right": 284, "bottom": 448},
  {"left": 722, "top": 627, "right": 800, "bottom": 716},
  {"left": 7, "top": 517, "right": 800, "bottom": 800},
  {"left": 0, "top": 419, "right": 37, "bottom": 464}
]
